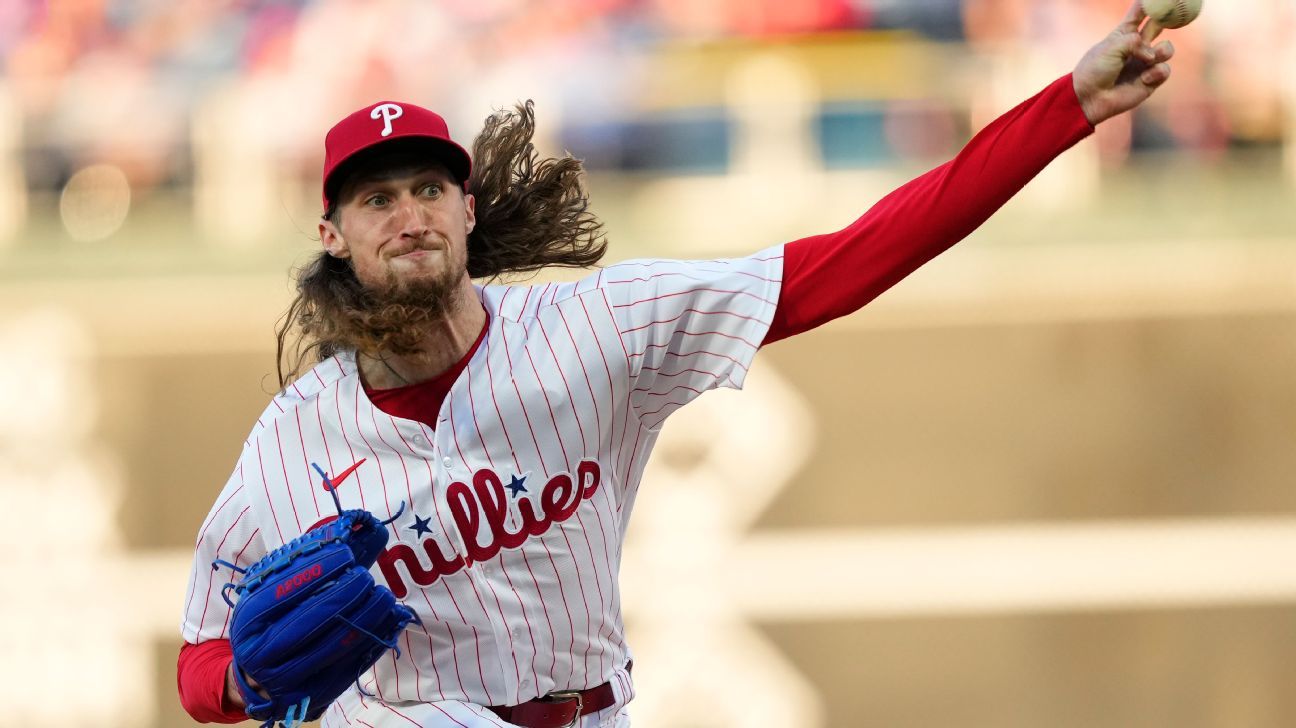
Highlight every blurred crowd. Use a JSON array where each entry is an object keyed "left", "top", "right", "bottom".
[{"left": 0, "top": 0, "right": 1291, "bottom": 238}]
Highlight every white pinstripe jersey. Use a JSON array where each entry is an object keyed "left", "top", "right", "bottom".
[{"left": 182, "top": 246, "right": 783, "bottom": 727}]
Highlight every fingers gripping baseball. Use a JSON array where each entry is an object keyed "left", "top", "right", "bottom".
[{"left": 1073, "top": 0, "right": 1177, "bottom": 125}]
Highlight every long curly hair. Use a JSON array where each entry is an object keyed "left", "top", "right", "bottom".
[{"left": 274, "top": 101, "right": 608, "bottom": 389}]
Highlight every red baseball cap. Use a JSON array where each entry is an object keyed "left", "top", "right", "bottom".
[{"left": 321, "top": 101, "right": 473, "bottom": 210}]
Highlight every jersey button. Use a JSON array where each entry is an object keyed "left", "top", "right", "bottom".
[{"left": 442, "top": 456, "right": 453, "bottom": 468}]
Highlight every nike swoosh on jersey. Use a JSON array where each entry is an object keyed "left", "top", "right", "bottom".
[{"left": 320, "top": 458, "right": 366, "bottom": 492}]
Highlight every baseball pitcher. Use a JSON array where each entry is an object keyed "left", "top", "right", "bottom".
[{"left": 178, "top": 4, "right": 1176, "bottom": 726}]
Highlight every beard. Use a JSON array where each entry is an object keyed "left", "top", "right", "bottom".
[
  {"left": 370, "top": 256, "right": 460, "bottom": 315},
  {"left": 295, "top": 251, "right": 467, "bottom": 360},
  {"left": 357, "top": 257, "right": 463, "bottom": 355}
]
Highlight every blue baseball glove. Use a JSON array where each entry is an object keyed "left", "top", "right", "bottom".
[{"left": 215, "top": 471, "right": 416, "bottom": 728}]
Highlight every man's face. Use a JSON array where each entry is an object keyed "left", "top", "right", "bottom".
[{"left": 319, "top": 162, "right": 476, "bottom": 299}]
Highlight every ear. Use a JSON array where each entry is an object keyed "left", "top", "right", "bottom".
[
  {"left": 319, "top": 217, "right": 351, "bottom": 259},
  {"left": 463, "top": 193, "right": 476, "bottom": 236}
]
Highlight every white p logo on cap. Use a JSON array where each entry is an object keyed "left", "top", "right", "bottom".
[{"left": 370, "top": 103, "right": 403, "bottom": 137}]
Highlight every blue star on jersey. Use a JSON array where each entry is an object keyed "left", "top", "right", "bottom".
[
  {"left": 408, "top": 513, "right": 434, "bottom": 537},
  {"left": 505, "top": 474, "right": 528, "bottom": 498}
]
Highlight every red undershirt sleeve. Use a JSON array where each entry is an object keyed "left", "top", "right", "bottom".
[
  {"left": 763, "top": 73, "right": 1095, "bottom": 345},
  {"left": 177, "top": 640, "right": 247, "bottom": 724}
]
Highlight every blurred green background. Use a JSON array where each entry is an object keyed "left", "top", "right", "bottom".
[{"left": 1, "top": 1, "right": 1293, "bottom": 726}]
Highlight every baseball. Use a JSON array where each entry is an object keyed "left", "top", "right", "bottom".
[{"left": 1141, "top": 0, "right": 1203, "bottom": 29}]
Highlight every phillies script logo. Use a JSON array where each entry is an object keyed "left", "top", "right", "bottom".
[
  {"left": 379, "top": 460, "right": 602, "bottom": 598},
  {"left": 276, "top": 563, "right": 323, "bottom": 599}
]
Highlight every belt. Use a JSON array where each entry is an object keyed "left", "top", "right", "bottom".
[
  {"left": 485, "top": 682, "right": 615, "bottom": 728},
  {"left": 486, "top": 661, "right": 631, "bottom": 728}
]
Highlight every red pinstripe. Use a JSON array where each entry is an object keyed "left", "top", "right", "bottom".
[
  {"left": 597, "top": 291, "right": 640, "bottom": 487},
  {"left": 191, "top": 506, "right": 249, "bottom": 637},
  {"left": 570, "top": 510, "right": 607, "bottom": 681},
  {"left": 400, "top": 631, "right": 425, "bottom": 702},
  {"left": 582, "top": 290, "right": 635, "bottom": 488},
  {"left": 498, "top": 324, "right": 553, "bottom": 476},
  {"left": 610, "top": 669, "right": 624, "bottom": 702},
  {"left": 531, "top": 317, "right": 587, "bottom": 456},
  {"left": 635, "top": 364, "right": 723, "bottom": 381},
  {"left": 475, "top": 705, "right": 512, "bottom": 728},
  {"left": 293, "top": 406, "right": 322, "bottom": 516},
  {"left": 184, "top": 479, "right": 245, "bottom": 635},
  {"left": 272, "top": 420, "right": 303, "bottom": 533},
  {"left": 384, "top": 701, "right": 466, "bottom": 728},
  {"left": 620, "top": 307, "right": 765, "bottom": 334},
  {"left": 190, "top": 483, "right": 244, "bottom": 549},
  {"left": 480, "top": 333, "right": 545, "bottom": 691},
  {"left": 402, "top": 413, "right": 498, "bottom": 704},
  {"left": 476, "top": 352, "right": 546, "bottom": 689},
  {"left": 543, "top": 530, "right": 583, "bottom": 686},
  {"left": 594, "top": 289, "right": 630, "bottom": 358},
  {"left": 520, "top": 321, "right": 586, "bottom": 683},
  {"left": 338, "top": 387, "right": 394, "bottom": 701},
  {"left": 515, "top": 546, "right": 560, "bottom": 679},
  {"left": 507, "top": 322, "right": 587, "bottom": 688},
  {"left": 612, "top": 286, "right": 776, "bottom": 308},
  {"left": 254, "top": 440, "right": 286, "bottom": 544},
  {"left": 334, "top": 698, "right": 355, "bottom": 726},
  {"left": 629, "top": 343, "right": 750, "bottom": 373},
  {"left": 616, "top": 424, "right": 643, "bottom": 516},
  {"left": 396, "top": 415, "right": 494, "bottom": 704},
  {"left": 218, "top": 528, "right": 261, "bottom": 639},
  {"left": 481, "top": 335, "right": 523, "bottom": 473},
  {"left": 551, "top": 305, "right": 604, "bottom": 447},
  {"left": 519, "top": 285, "right": 534, "bottom": 319},
  {"left": 530, "top": 284, "right": 548, "bottom": 317},
  {"left": 314, "top": 388, "right": 338, "bottom": 480},
  {"left": 576, "top": 297, "right": 619, "bottom": 470},
  {"left": 496, "top": 554, "right": 543, "bottom": 696},
  {"left": 629, "top": 325, "right": 762, "bottom": 354},
  {"left": 606, "top": 270, "right": 726, "bottom": 287},
  {"left": 333, "top": 381, "right": 368, "bottom": 510},
  {"left": 639, "top": 390, "right": 701, "bottom": 419},
  {"left": 454, "top": 372, "right": 527, "bottom": 694},
  {"left": 607, "top": 259, "right": 778, "bottom": 285},
  {"left": 368, "top": 411, "right": 427, "bottom": 701},
  {"left": 584, "top": 485, "right": 627, "bottom": 654},
  {"left": 386, "top": 443, "right": 460, "bottom": 701},
  {"left": 716, "top": 266, "right": 778, "bottom": 285},
  {"left": 540, "top": 308, "right": 617, "bottom": 683},
  {"left": 634, "top": 383, "right": 705, "bottom": 399},
  {"left": 353, "top": 385, "right": 395, "bottom": 520}
]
